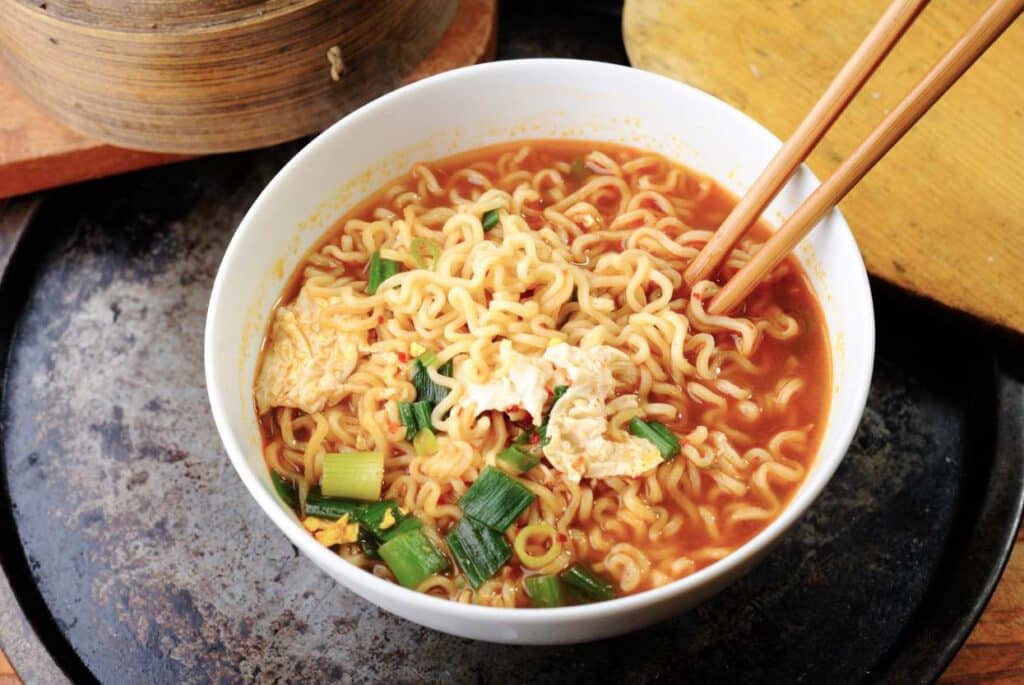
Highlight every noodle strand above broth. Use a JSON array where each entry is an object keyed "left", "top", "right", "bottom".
[{"left": 255, "top": 140, "right": 831, "bottom": 608}]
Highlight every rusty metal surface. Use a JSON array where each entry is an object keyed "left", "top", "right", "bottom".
[
  {"left": 0, "top": 118, "right": 1011, "bottom": 685},
  {"left": 0, "top": 195, "right": 69, "bottom": 685},
  {"left": 1, "top": 2, "right": 1022, "bottom": 684}
]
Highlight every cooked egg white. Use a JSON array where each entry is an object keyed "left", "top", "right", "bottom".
[
  {"left": 541, "top": 345, "right": 662, "bottom": 482},
  {"left": 459, "top": 340, "right": 555, "bottom": 424},
  {"left": 255, "top": 286, "right": 360, "bottom": 415},
  {"left": 459, "top": 342, "right": 663, "bottom": 481}
]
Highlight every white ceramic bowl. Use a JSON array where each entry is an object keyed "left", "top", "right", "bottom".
[{"left": 205, "top": 59, "right": 874, "bottom": 645}]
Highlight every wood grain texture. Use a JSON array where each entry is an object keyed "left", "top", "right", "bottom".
[
  {"left": 0, "top": 62, "right": 192, "bottom": 198},
  {"left": 939, "top": 528, "right": 1024, "bottom": 683},
  {"left": 710, "top": 0, "right": 1023, "bottom": 315},
  {"left": 20, "top": 0, "right": 314, "bottom": 29},
  {"left": 0, "top": 0, "right": 497, "bottom": 199},
  {"left": 0, "top": 647, "right": 20, "bottom": 685},
  {"left": 624, "top": 0, "right": 1024, "bottom": 334},
  {"left": 0, "top": 0, "right": 458, "bottom": 153},
  {"left": 686, "top": 0, "right": 928, "bottom": 288}
]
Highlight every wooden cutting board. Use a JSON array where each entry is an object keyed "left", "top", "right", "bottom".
[
  {"left": 623, "top": 0, "right": 1024, "bottom": 334},
  {"left": 0, "top": 0, "right": 496, "bottom": 200}
]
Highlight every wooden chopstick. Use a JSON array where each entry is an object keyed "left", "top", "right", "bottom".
[
  {"left": 683, "top": 0, "right": 930, "bottom": 287},
  {"left": 708, "top": 0, "right": 1024, "bottom": 315}
]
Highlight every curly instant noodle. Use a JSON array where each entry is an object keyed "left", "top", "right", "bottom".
[{"left": 256, "top": 140, "right": 831, "bottom": 607}]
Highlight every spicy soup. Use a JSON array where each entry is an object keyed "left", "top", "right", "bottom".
[{"left": 254, "top": 140, "right": 830, "bottom": 607}]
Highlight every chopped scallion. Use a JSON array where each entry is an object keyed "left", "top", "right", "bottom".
[
  {"left": 560, "top": 563, "right": 615, "bottom": 602},
  {"left": 304, "top": 486, "right": 364, "bottom": 520},
  {"left": 359, "top": 528, "right": 381, "bottom": 559},
  {"left": 513, "top": 428, "right": 534, "bottom": 446},
  {"left": 513, "top": 522, "right": 561, "bottom": 569},
  {"left": 358, "top": 500, "right": 423, "bottom": 541},
  {"left": 498, "top": 445, "right": 540, "bottom": 473},
  {"left": 397, "top": 401, "right": 418, "bottom": 441},
  {"left": 524, "top": 574, "right": 564, "bottom": 608},
  {"left": 410, "top": 237, "right": 442, "bottom": 270},
  {"left": 384, "top": 514, "right": 424, "bottom": 540},
  {"left": 271, "top": 471, "right": 298, "bottom": 509},
  {"left": 459, "top": 466, "right": 535, "bottom": 531},
  {"left": 628, "top": 418, "right": 681, "bottom": 460},
  {"left": 367, "top": 250, "right": 402, "bottom": 295},
  {"left": 569, "top": 157, "right": 587, "bottom": 180},
  {"left": 417, "top": 349, "right": 438, "bottom": 367},
  {"left": 539, "top": 384, "right": 570, "bottom": 446},
  {"left": 481, "top": 209, "right": 500, "bottom": 231},
  {"left": 445, "top": 516, "right": 511, "bottom": 589},
  {"left": 358, "top": 501, "right": 401, "bottom": 538},
  {"left": 321, "top": 451, "right": 384, "bottom": 501},
  {"left": 297, "top": 480, "right": 310, "bottom": 517},
  {"left": 378, "top": 529, "right": 449, "bottom": 589},
  {"left": 412, "top": 400, "right": 433, "bottom": 432},
  {"left": 412, "top": 428, "right": 439, "bottom": 456},
  {"left": 411, "top": 358, "right": 453, "bottom": 408}
]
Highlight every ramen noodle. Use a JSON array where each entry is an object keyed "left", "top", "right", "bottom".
[{"left": 255, "top": 140, "right": 830, "bottom": 607}]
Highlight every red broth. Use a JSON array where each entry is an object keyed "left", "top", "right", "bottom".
[{"left": 256, "top": 140, "right": 831, "bottom": 604}]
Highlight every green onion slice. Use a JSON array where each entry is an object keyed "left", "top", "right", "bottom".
[
  {"left": 411, "top": 358, "right": 453, "bottom": 408},
  {"left": 458, "top": 466, "right": 535, "bottom": 531},
  {"left": 539, "top": 384, "right": 570, "bottom": 446},
  {"left": 524, "top": 574, "right": 564, "bottom": 608},
  {"left": 304, "top": 486, "right": 364, "bottom": 520},
  {"left": 568, "top": 157, "right": 587, "bottom": 180},
  {"left": 628, "top": 418, "right": 681, "bottom": 460},
  {"left": 445, "top": 516, "right": 511, "bottom": 589},
  {"left": 385, "top": 515, "right": 424, "bottom": 540},
  {"left": 498, "top": 445, "right": 540, "bottom": 473},
  {"left": 297, "top": 480, "right": 310, "bottom": 517},
  {"left": 359, "top": 528, "right": 381, "bottom": 559},
  {"left": 367, "top": 250, "right": 402, "bottom": 295},
  {"left": 410, "top": 237, "right": 442, "bottom": 270},
  {"left": 412, "top": 401, "right": 433, "bottom": 432},
  {"left": 560, "top": 563, "right": 615, "bottom": 602},
  {"left": 358, "top": 500, "right": 423, "bottom": 542},
  {"left": 398, "top": 401, "right": 418, "bottom": 441},
  {"left": 271, "top": 471, "right": 298, "bottom": 509},
  {"left": 378, "top": 529, "right": 449, "bottom": 589},
  {"left": 412, "top": 428, "right": 439, "bottom": 457},
  {"left": 321, "top": 451, "right": 384, "bottom": 501},
  {"left": 481, "top": 209, "right": 500, "bottom": 232},
  {"left": 513, "top": 428, "right": 534, "bottom": 446}
]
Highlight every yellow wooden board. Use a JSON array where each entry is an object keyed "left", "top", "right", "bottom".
[{"left": 624, "top": 0, "right": 1024, "bottom": 333}]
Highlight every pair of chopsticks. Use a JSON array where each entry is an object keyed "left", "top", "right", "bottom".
[{"left": 687, "top": 0, "right": 1023, "bottom": 315}]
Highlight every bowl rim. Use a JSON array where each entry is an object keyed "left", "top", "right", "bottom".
[{"left": 205, "top": 58, "right": 875, "bottom": 625}]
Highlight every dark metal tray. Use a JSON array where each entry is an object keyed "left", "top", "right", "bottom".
[{"left": 2, "top": 3, "right": 1023, "bottom": 683}]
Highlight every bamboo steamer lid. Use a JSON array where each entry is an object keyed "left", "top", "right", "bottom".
[{"left": 0, "top": 0, "right": 464, "bottom": 153}]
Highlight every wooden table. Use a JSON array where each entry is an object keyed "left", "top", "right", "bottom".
[
  {"left": 946, "top": 536, "right": 1024, "bottom": 684},
  {"left": 0, "top": 0, "right": 497, "bottom": 199},
  {"left": 0, "top": 651, "right": 17, "bottom": 685},
  {"left": 624, "top": 0, "right": 1024, "bottom": 335}
]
